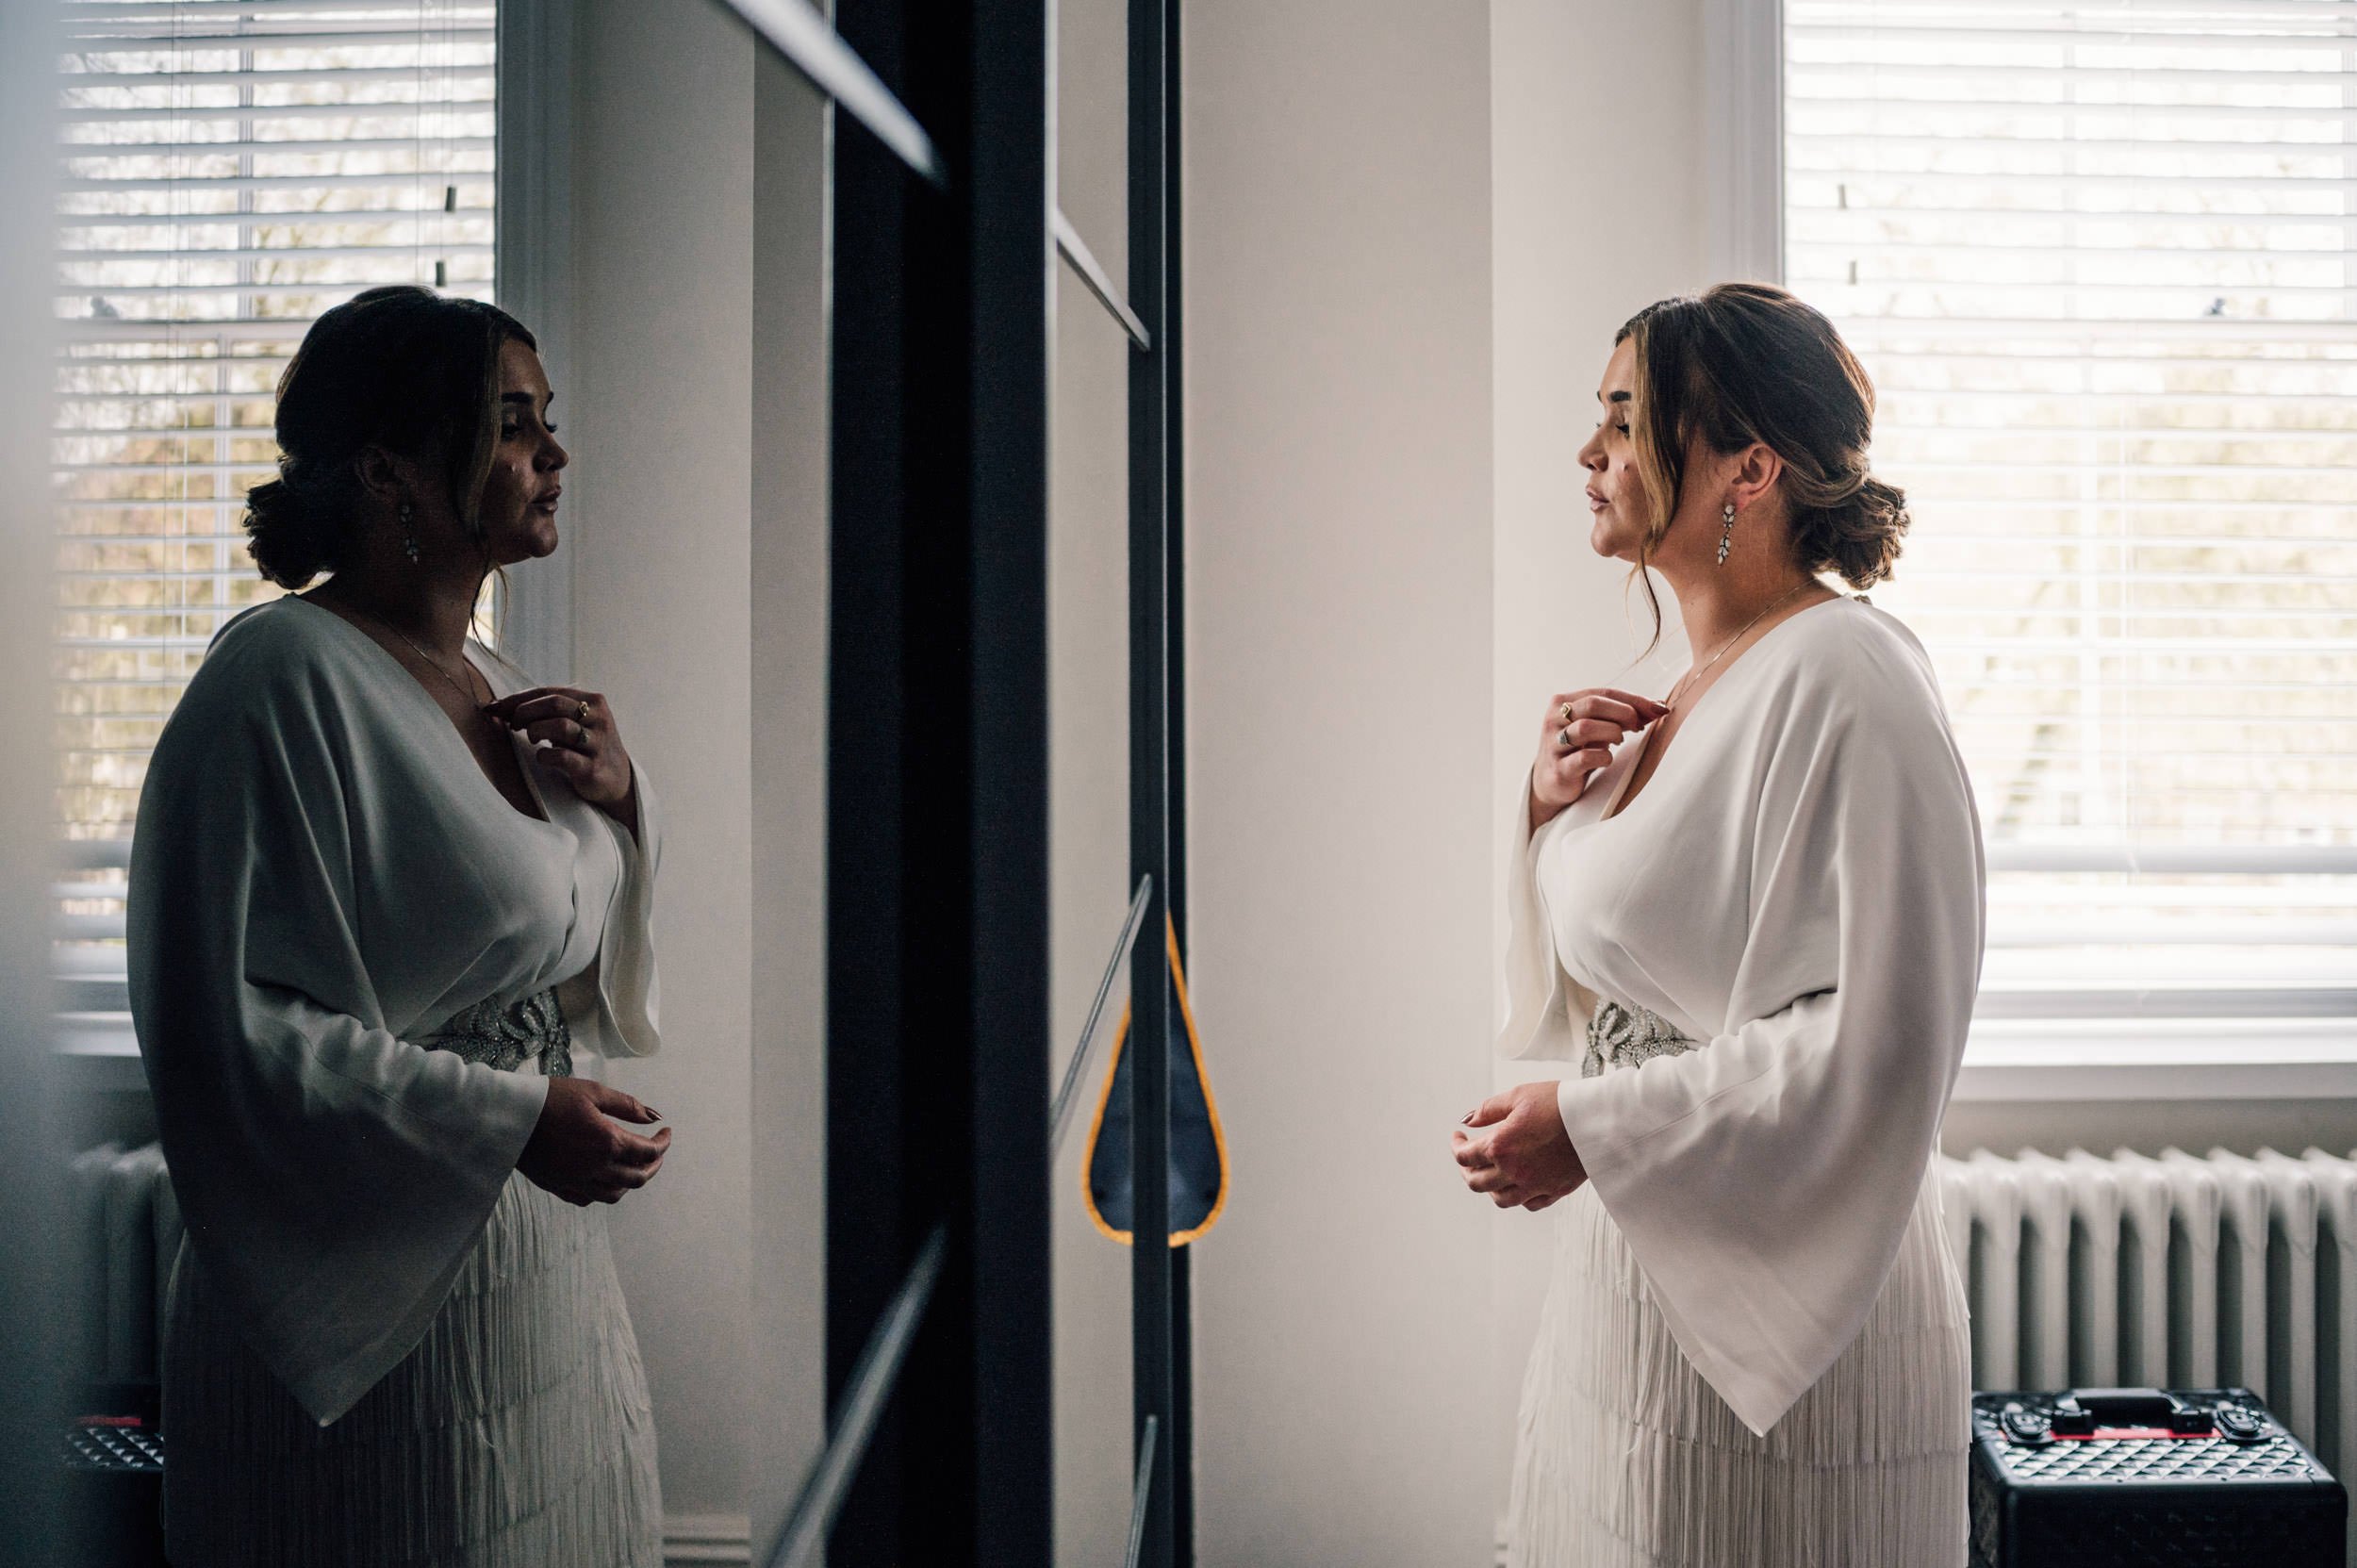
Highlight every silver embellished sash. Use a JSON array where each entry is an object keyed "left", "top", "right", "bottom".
[
  {"left": 1581, "top": 997, "right": 1699, "bottom": 1080},
  {"left": 420, "top": 985, "right": 574, "bottom": 1078}
]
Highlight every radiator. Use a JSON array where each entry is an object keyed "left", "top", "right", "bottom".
[
  {"left": 62, "top": 1141, "right": 180, "bottom": 1389},
  {"left": 1943, "top": 1147, "right": 2357, "bottom": 1560}
]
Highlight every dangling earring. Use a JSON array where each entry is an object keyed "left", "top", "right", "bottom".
[
  {"left": 1716, "top": 501, "right": 1736, "bottom": 567},
  {"left": 399, "top": 501, "right": 420, "bottom": 565}
]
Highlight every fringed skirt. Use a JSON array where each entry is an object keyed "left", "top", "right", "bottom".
[
  {"left": 159, "top": 992, "right": 660, "bottom": 1568},
  {"left": 1506, "top": 1002, "right": 1971, "bottom": 1568},
  {"left": 161, "top": 1172, "right": 662, "bottom": 1567}
]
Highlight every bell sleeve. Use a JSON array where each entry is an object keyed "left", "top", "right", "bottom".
[
  {"left": 1550, "top": 660, "right": 1986, "bottom": 1436},
  {"left": 1498, "top": 771, "right": 1598, "bottom": 1063},
  {"left": 126, "top": 661, "right": 550, "bottom": 1428}
]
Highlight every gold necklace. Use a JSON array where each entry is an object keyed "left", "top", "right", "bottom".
[
  {"left": 1664, "top": 581, "right": 1822, "bottom": 711},
  {"left": 320, "top": 591, "right": 486, "bottom": 710}
]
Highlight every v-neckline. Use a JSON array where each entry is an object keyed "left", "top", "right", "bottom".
[
  {"left": 1597, "top": 594, "right": 1851, "bottom": 824},
  {"left": 287, "top": 594, "right": 556, "bottom": 827}
]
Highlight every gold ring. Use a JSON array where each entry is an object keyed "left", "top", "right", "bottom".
[
  {"left": 1558, "top": 702, "right": 1575, "bottom": 723},
  {"left": 575, "top": 700, "right": 592, "bottom": 723}
]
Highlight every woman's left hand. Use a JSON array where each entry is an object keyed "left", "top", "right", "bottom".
[
  {"left": 1453, "top": 1081, "right": 1588, "bottom": 1211},
  {"left": 484, "top": 686, "right": 637, "bottom": 817}
]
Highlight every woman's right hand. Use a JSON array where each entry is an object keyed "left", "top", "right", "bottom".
[
  {"left": 1529, "top": 687, "right": 1668, "bottom": 833},
  {"left": 516, "top": 1078, "right": 671, "bottom": 1205}
]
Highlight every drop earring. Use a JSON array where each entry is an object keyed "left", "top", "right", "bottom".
[
  {"left": 399, "top": 501, "right": 420, "bottom": 565},
  {"left": 1717, "top": 501, "right": 1736, "bottom": 567}
]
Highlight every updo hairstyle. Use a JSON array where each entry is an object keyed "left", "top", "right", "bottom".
[
  {"left": 1615, "top": 282, "right": 1907, "bottom": 598},
  {"left": 242, "top": 285, "right": 537, "bottom": 589}
]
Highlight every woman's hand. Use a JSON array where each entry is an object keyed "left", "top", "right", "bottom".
[
  {"left": 1530, "top": 687, "right": 1667, "bottom": 833},
  {"left": 1452, "top": 1081, "right": 1587, "bottom": 1212},
  {"left": 484, "top": 685, "right": 639, "bottom": 834},
  {"left": 516, "top": 1078, "right": 671, "bottom": 1206}
]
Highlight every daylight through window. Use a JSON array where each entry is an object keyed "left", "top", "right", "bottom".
[
  {"left": 55, "top": 0, "right": 496, "bottom": 1049},
  {"left": 1788, "top": 0, "right": 2357, "bottom": 1052}
]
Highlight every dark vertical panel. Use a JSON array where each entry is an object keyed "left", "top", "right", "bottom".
[
  {"left": 1161, "top": 0, "right": 1188, "bottom": 958},
  {"left": 819, "top": 0, "right": 1052, "bottom": 1559},
  {"left": 1169, "top": 1253, "right": 1195, "bottom": 1568},
  {"left": 960, "top": 0, "right": 1056, "bottom": 1560},
  {"left": 1160, "top": 3, "right": 1194, "bottom": 1560},
  {"left": 1128, "top": 0, "right": 1175, "bottom": 1562},
  {"left": 892, "top": 8, "right": 983, "bottom": 1556},
  {"left": 824, "top": 1, "right": 915, "bottom": 1559}
]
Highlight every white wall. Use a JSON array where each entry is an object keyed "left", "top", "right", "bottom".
[
  {"left": 569, "top": 0, "right": 757, "bottom": 1532},
  {"left": 1182, "top": 2, "right": 1499, "bottom": 1561}
]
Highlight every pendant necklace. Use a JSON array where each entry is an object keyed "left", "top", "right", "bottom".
[
  {"left": 1662, "top": 581, "right": 1821, "bottom": 712},
  {"left": 321, "top": 590, "right": 487, "bottom": 710}
]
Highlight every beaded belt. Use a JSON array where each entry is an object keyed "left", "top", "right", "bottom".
[
  {"left": 1581, "top": 997, "right": 1699, "bottom": 1080},
  {"left": 420, "top": 984, "right": 574, "bottom": 1079}
]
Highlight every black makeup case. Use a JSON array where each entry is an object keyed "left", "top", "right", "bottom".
[{"left": 1969, "top": 1387, "right": 2345, "bottom": 1568}]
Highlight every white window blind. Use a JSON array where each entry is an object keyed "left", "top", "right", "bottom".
[
  {"left": 1785, "top": 0, "right": 2357, "bottom": 1049},
  {"left": 54, "top": 0, "right": 496, "bottom": 1052}
]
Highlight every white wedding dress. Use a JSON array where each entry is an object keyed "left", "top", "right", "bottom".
[
  {"left": 1498, "top": 597, "right": 1983, "bottom": 1567},
  {"left": 128, "top": 595, "right": 667, "bottom": 1566}
]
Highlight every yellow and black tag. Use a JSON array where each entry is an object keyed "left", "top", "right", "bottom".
[{"left": 1080, "top": 916, "right": 1228, "bottom": 1246}]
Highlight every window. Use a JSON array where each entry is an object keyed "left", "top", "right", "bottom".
[
  {"left": 1785, "top": 1, "right": 2357, "bottom": 1059},
  {"left": 55, "top": 0, "right": 497, "bottom": 1053}
]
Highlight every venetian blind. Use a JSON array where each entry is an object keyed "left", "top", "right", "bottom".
[
  {"left": 1785, "top": 0, "right": 2357, "bottom": 1048},
  {"left": 54, "top": 0, "right": 497, "bottom": 1050}
]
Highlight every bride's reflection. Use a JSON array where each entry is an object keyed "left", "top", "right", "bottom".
[{"left": 129, "top": 287, "right": 674, "bottom": 1566}]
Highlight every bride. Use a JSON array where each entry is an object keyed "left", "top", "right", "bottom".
[
  {"left": 1454, "top": 283, "right": 1984, "bottom": 1566},
  {"left": 130, "top": 285, "right": 670, "bottom": 1565}
]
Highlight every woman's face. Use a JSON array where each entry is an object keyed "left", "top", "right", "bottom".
[
  {"left": 1575, "top": 337, "right": 1650, "bottom": 564},
  {"left": 1576, "top": 336, "right": 1741, "bottom": 572},
  {"left": 473, "top": 338, "right": 569, "bottom": 566}
]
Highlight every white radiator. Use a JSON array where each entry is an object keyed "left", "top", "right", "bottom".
[{"left": 1943, "top": 1147, "right": 2357, "bottom": 1554}]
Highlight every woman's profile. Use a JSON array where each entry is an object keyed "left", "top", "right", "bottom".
[
  {"left": 127, "top": 285, "right": 672, "bottom": 1565},
  {"left": 1456, "top": 283, "right": 1984, "bottom": 1564}
]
